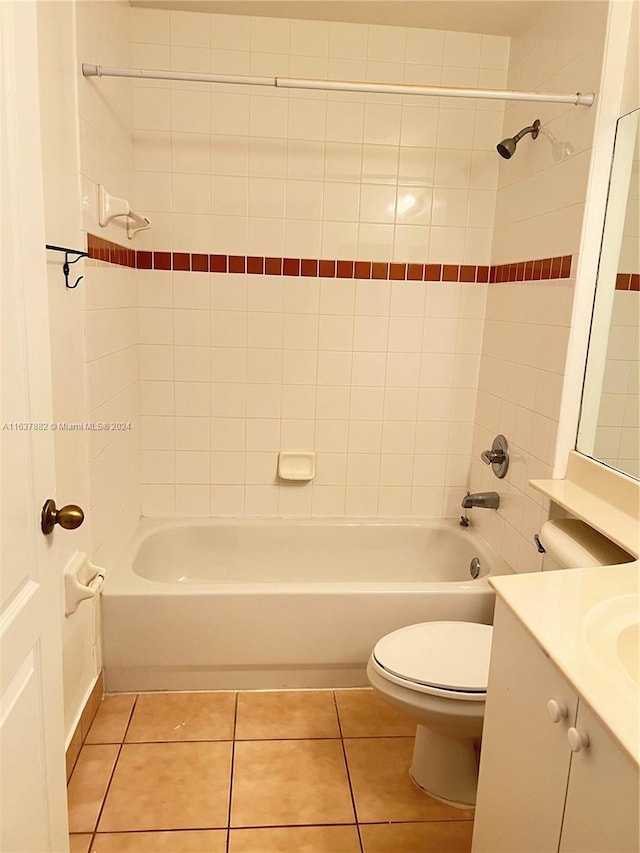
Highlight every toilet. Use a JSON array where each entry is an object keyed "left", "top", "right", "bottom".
[{"left": 367, "top": 620, "right": 493, "bottom": 808}]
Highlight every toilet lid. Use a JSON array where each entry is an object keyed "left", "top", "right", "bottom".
[{"left": 373, "top": 621, "right": 493, "bottom": 693}]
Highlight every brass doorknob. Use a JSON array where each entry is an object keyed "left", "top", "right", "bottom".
[{"left": 41, "top": 499, "right": 85, "bottom": 535}]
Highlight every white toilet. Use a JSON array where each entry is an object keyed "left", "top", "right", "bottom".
[{"left": 367, "top": 620, "right": 493, "bottom": 808}]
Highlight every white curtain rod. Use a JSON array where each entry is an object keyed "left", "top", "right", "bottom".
[{"left": 82, "top": 64, "right": 595, "bottom": 107}]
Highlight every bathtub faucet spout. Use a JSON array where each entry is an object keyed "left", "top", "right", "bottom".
[{"left": 462, "top": 491, "right": 500, "bottom": 510}]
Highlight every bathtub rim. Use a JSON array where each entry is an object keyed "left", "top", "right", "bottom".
[{"left": 103, "top": 516, "right": 514, "bottom": 597}]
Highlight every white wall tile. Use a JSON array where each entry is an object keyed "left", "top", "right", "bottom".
[
  {"left": 212, "top": 451, "right": 246, "bottom": 485},
  {"left": 329, "top": 22, "right": 368, "bottom": 60},
  {"left": 350, "top": 387, "right": 385, "bottom": 421},
  {"left": 316, "top": 386, "right": 351, "bottom": 420},
  {"left": 175, "top": 484, "right": 210, "bottom": 516},
  {"left": 175, "top": 346, "right": 210, "bottom": 381},
  {"left": 141, "top": 485, "right": 175, "bottom": 516},
  {"left": 175, "top": 382, "right": 211, "bottom": 417},
  {"left": 311, "top": 485, "right": 346, "bottom": 518},
  {"left": 175, "top": 416, "right": 210, "bottom": 451}
]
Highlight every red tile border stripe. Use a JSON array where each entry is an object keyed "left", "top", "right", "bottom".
[
  {"left": 86, "top": 236, "right": 576, "bottom": 284},
  {"left": 616, "top": 273, "right": 640, "bottom": 291}
]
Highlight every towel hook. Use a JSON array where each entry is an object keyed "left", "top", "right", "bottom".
[{"left": 45, "top": 244, "right": 89, "bottom": 289}]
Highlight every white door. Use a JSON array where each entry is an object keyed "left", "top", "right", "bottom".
[{"left": 1, "top": 2, "right": 69, "bottom": 851}]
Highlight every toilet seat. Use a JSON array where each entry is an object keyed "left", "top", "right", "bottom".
[{"left": 372, "top": 621, "right": 493, "bottom": 701}]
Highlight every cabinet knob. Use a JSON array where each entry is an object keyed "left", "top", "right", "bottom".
[
  {"left": 547, "top": 699, "right": 568, "bottom": 723},
  {"left": 567, "top": 727, "right": 590, "bottom": 752}
]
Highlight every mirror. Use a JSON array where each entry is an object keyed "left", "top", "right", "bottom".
[{"left": 578, "top": 108, "right": 639, "bottom": 480}]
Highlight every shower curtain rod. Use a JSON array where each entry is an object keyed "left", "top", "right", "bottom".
[{"left": 82, "top": 64, "right": 595, "bottom": 107}]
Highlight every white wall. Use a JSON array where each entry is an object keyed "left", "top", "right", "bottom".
[{"left": 468, "top": 1, "right": 609, "bottom": 572}]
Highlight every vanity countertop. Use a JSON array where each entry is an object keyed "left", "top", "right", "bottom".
[{"left": 490, "top": 561, "right": 640, "bottom": 765}]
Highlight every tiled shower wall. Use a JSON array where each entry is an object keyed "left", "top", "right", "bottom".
[
  {"left": 468, "top": 1, "right": 609, "bottom": 572},
  {"left": 130, "top": 7, "right": 510, "bottom": 518},
  {"left": 77, "top": 0, "right": 140, "bottom": 565}
]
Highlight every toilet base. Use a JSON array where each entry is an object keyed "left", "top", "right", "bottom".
[{"left": 409, "top": 724, "right": 479, "bottom": 808}]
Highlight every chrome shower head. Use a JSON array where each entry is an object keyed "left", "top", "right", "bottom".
[{"left": 497, "top": 119, "right": 541, "bottom": 159}]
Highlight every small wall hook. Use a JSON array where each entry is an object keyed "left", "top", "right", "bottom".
[{"left": 45, "top": 244, "right": 89, "bottom": 289}]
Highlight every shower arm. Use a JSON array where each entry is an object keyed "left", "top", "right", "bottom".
[
  {"left": 513, "top": 122, "right": 541, "bottom": 142},
  {"left": 82, "top": 64, "right": 595, "bottom": 107}
]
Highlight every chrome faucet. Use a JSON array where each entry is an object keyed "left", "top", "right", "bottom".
[{"left": 462, "top": 491, "right": 500, "bottom": 510}]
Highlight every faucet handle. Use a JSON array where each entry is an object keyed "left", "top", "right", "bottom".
[
  {"left": 481, "top": 448, "right": 505, "bottom": 465},
  {"left": 480, "top": 435, "right": 509, "bottom": 479}
]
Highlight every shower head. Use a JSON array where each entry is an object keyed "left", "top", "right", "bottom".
[{"left": 497, "top": 119, "right": 541, "bottom": 159}]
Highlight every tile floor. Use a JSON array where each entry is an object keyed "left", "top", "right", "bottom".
[{"left": 68, "top": 688, "right": 474, "bottom": 853}]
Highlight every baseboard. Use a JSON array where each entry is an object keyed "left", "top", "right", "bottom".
[{"left": 65, "top": 671, "right": 104, "bottom": 782}]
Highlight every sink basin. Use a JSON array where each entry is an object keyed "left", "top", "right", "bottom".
[
  {"left": 584, "top": 593, "right": 640, "bottom": 688},
  {"left": 617, "top": 622, "right": 639, "bottom": 685}
]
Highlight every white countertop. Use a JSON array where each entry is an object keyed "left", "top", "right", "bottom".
[{"left": 490, "top": 561, "right": 640, "bottom": 765}]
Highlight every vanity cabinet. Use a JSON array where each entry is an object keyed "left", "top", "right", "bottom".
[
  {"left": 559, "top": 700, "right": 639, "bottom": 853},
  {"left": 472, "top": 599, "right": 639, "bottom": 853}
]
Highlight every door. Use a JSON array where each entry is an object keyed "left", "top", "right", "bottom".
[{"left": 1, "top": 1, "right": 69, "bottom": 851}]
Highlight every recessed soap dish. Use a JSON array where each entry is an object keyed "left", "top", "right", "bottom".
[{"left": 278, "top": 452, "right": 316, "bottom": 481}]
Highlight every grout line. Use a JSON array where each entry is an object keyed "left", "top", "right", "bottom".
[
  {"left": 83, "top": 817, "right": 472, "bottom": 836},
  {"left": 94, "top": 734, "right": 414, "bottom": 744},
  {"left": 332, "top": 690, "right": 364, "bottom": 853},
  {"left": 226, "top": 691, "right": 239, "bottom": 851}
]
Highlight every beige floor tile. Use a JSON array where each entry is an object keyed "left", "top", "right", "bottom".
[
  {"left": 231, "top": 740, "right": 354, "bottom": 827},
  {"left": 235, "top": 691, "right": 340, "bottom": 740},
  {"left": 90, "top": 830, "right": 227, "bottom": 852},
  {"left": 86, "top": 695, "right": 137, "bottom": 744},
  {"left": 336, "top": 688, "right": 415, "bottom": 737},
  {"left": 229, "top": 825, "right": 361, "bottom": 852},
  {"left": 360, "top": 821, "right": 474, "bottom": 853},
  {"left": 67, "top": 744, "right": 120, "bottom": 833},
  {"left": 125, "top": 692, "right": 235, "bottom": 742},
  {"left": 345, "top": 738, "right": 475, "bottom": 823},
  {"left": 69, "top": 834, "right": 92, "bottom": 853},
  {"left": 98, "top": 742, "right": 232, "bottom": 832}
]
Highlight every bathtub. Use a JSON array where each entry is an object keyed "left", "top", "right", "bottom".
[{"left": 102, "top": 518, "right": 513, "bottom": 692}]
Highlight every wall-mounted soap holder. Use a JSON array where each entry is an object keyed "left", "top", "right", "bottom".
[
  {"left": 64, "top": 551, "right": 106, "bottom": 616},
  {"left": 98, "top": 184, "right": 151, "bottom": 239},
  {"left": 278, "top": 452, "right": 316, "bottom": 482}
]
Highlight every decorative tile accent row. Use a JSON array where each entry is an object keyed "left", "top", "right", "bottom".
[
  {"left": 615, "top": 273, "right": 640, "bottom": 291},
  {"left": 489, "top": 255, "right": 572, "bottom": 282},
  {"left": 87, "top": 235, "right": 572, "bottom": 283},
  {"left": 87, "top": 235, "right": 136, "bottom": 268}
]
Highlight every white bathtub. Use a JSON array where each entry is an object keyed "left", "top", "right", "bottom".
[{"left": 102, "top": 518, "right": 513, "bottom": 692}]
